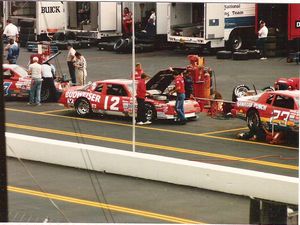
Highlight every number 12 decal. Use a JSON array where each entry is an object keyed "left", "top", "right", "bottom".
[
  {"left": 104, "top": 96, "right": 120, "bottom": 111},
  {"left": 270, "top": 110, "right": 290, "bottom": 126}
]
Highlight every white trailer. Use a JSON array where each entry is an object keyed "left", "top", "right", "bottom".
[
  {"left": 64, "top": 2, "right": 122, "bottom": 40},
  {"left": 3, "top": 1, "right": 65, "bottom": 44},
  {"left": 167, "top": 3, "right": 255, "bottom": 50}
]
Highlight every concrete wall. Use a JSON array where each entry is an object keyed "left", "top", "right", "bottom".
[{"left": 6, "top": 132, "right": 298, "bottom": 205}]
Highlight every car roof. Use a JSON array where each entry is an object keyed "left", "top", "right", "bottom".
[
  {"left": 100, "top": 79, "right": 136, "bottom": 85},
  {"left": 268, "top": 90, "right": 300, "bottom": 97}
]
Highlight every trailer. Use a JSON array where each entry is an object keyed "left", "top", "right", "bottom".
[
  {"left": 167, "top": 3, "right": 255, "bottom": 51},
  {"left": 3, "top": 1, "right": 65, "bottom": 46},
  {"left": 256, "top": 4, "right": 300, "bottom": 57}
]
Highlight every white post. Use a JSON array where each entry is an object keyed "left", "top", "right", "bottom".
[{"left": 131, "top": 2, "right": 136, "bottom": 152}]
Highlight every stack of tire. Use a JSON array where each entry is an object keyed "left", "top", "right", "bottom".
[
  {"left": 52, "top": 31, "right": 91, "bottom": 50},
  {"left": 264, "top": 27, "right": 277, "bottom": 58},
  {"left": 19, "top": 20, "right": 36, "bottom": 47},
  {"left": 216, "top": 49, "right": 260, "bottom": 60}
]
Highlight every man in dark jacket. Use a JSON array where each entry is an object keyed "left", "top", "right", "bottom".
[{"left": 183, "top": 70, "right": 193, "bottom": 99}]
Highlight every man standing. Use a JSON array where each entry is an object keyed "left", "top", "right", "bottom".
[
  {"left": 3, "top": 19, "right": 19, "bottom": 41},
  {"left": 28, "top": 57, "right": 43, "bottom": 105},
  {"left": 136, "top": 73, "right": 151, "bottom": 125},
  {"left": 183, "top": 70, "right": 193, "bottom": 99},
  {"left": 132, "top": 63, "right": 144, "bottom": 80},
  {"left": 146, "top": 9, "right": 156, "bottom": 37},
  {"left": 73, "top": 52, "right": 87, "bottom": 86},
  {"left": 41, "top": 61, "right": 57, "bottom": 102},
  {"left": 171, "top": 70, "right": 186, "bottom": 124},
  {"left": 122, "top": 7, "right": 132, "bottom": 37},
  {"left": 66, "top": 43, "right": 76, "bottom": 85},
  {"left": 256, "top": 20, "right": 268, "bottom": 60},
  {"left": 5, "top": 39, "right": 19, "bottom": 64}
]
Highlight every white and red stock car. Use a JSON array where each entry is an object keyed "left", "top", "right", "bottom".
[
  {"left": 231, "top": 90, "right": 299, "bottom": 133},
  {"left": 59, "top": 68, "right": 201, "bottom": 122}
]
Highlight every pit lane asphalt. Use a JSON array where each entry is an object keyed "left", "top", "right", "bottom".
[{"left": 4, "top": 47, "right": 299, "bottom": 223}]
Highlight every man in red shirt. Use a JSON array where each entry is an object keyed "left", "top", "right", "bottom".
[
  {"left": 136, "top": 73, "right": 151, "bottom": 125},
  {"left": 122, "top": 7, "right": 132, "bottom": 37},
  {"left": 170, "top": 70, "right": 186, "bottom": 124},
  {"left": 133, "top": 63, "right": 144, "bottom": 80}
]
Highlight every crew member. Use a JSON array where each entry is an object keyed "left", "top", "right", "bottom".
[
  {"left": 28, "top": 57, "right": 43, "bottom": 106},
  {"left": 3, "top": 19, "right": 19, "bottom": 41},
  {"left": 170, "top": 70, "right": 186, "bottom": 124},
  {"left": 6, "top": 38, "right": 19, "bottom": 64},
  {"left": 183, "top": 70, "right": 193, "bottom": 99},
  {"left": 122, "top": 7, "right": 133, "bottom": 36},
  {"left": 42, "top": 60, "right": 57, "bottom": 102},
  {"left": 136, "top": 73, "right": 151, "bottom": 125},
  {"left": 145, "top": 9, "right": 156, "bottom": 37},
  {"left": 132, "top": 63, "right": 144, "bottom": 80},
  {"left": 74, "top": 52, "right": 87, "bottom": 86},
  {"left": 256, "top": 20, "right": 268, "bottom": 60},
  {"left": 66, "top": 43, "right": 76, "bottom": 85}
]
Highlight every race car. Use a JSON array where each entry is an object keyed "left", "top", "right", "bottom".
[
  {"left": 231, "top": 90, "right": 299, "bottom": 133},
  {"left": 3, "top": 64, "right": 70, "bottom": 102},
  {"left": 59, "top": 69, "right": 201, "bottom": 122}
]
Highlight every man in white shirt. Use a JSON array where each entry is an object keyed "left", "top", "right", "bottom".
[
  {"left": 28, "top": 57, "right": 43, "bottom": 105},
  {"left": 66, "top": 43, "right": 76, "bottom": 85},
  {"left": 256, "top": 20, "right": 268, "bottom": 60},
  {"left": 42, "top": 62, "right": 57, "bottom": 101},
  {"left": 145, "top": 9, "right": 156, "bottom": 37},
  {"left": 3, "top": 19, "right": 19, "bottom": 41}
]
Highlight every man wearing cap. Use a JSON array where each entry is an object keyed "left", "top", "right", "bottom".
[
  {"left": 170, "top": 70, "right": 186, "bottom": 125},
  {"left": 66, "top": 43, "right": 76, "bottom": 85},
  {"left": 28, "top": 57, "right": 43, "bottom": 105},
  {"left": 3, "top": 19, "right": 19, "bottom": 42}
]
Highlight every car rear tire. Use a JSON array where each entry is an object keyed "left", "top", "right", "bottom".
[
  {"left": 145, "top": 103, "right": 156, "bottom": 122},
  {"left": 246, "top": 110, "right": 261, "bottom": 133},
  {"left": 75, "top": 98, "right": 91, "bottom": 117},
  {"left": 232, "top": 84, "right": 250, "bottom": 102}
]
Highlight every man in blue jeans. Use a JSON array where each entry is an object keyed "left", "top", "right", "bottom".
[
  {"left": 170, "top": 70, "right": 186, "bottom": 125},
  {"left": 28, "top": 57, "right": 43, "bottom": 105}
]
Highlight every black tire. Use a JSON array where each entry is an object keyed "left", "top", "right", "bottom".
[
  {"left": 246, "top": 110, "right": 261, "bottom": 133},
  {"left": 232, "top": 84, "right": 250, "bottom": 102},
  {"left": 265, "top": 50, "right": 276, "bottom": 57},
  {"left": 145, "top": 103, "right": 156, "bottom": 122},
  {"left": 65, "top": 31, "right": 76, "bottom": 40},
  {"left": 75, "top": 98, "right": 91, "bottom": 117},
  {"left": 216, "top": 50, "right": 232, "bottom": 59},
  {"left": 138, "top": 43, "right": 155, "bottom": 52},
  {"left": 19, "top": 20, "right": 34, "bottom": 28},
  {"left": 98, "top": 42, "right": 115, "bottom": 51},
  {"left": 229, "top": 33, "right": 243, "bottom": 51},
  {"left": 113, "top": 39, "right": 128, "bottom": 52},
  {"left": 79, "top": 40, "right": 91, "bottom": 48},
  {"left": 41, "top": 87, "right": 51, "bottom": 102},
  {"left": 265, "top": 42, "right": 276, "bottom": 50},
  {"left": 232, "top": 51, "right": 249, "bottom": 60},
  {"left": 262, "top": 86, "right": 275, "bottom": 92},
  {"left": 247, "top": 50, "right": 260, "bottom": 59},
  {"left": 52, "top": 32, "right": 65, "bottom": 41}
]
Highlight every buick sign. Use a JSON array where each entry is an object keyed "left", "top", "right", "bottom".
[{"left": 41, "top": 6, "right": 61, "bottom": 13}]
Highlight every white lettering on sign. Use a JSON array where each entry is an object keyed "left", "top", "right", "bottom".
[
  {"left": 237, "top": 101, "right": 253, "bottom": 108},
  {"left": 296, "top": 21, "right": 300, "bottom": 28},
  {"left": 65, "top": 91, "right": 101, "bottom": 103},
  {"left": 41, "top": 6, "right": 61, "bottom": 13}
]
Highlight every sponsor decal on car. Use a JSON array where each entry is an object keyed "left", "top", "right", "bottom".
[
  {"left": 3, "top": 82, "right": 12, "bottom": 96},
  {"left": 253, "top": 103, "right": 267, "bottom": 111},
  {"left": 65, "top": 91, "right": 101, "bottom": 103},
  {"left": 237, "top": 101, "right": 253, "bottom": 108}
]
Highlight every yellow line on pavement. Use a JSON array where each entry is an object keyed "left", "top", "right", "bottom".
[
  {"left": 5, "top": 107, "right": 298, "bottom": 150},
  {"left": 38, "top": 108, "right": 72, "bottom": 114},
  {"left": 6, "top": 123, "right": 298, "bottom": 171},
  {"left": 8, "top": 186, "right": 202, "bottom": 224},
  {"left": 200, "top": 127, "right": 248, "bottom": 135}
]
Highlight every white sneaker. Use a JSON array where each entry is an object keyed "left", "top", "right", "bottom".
[
  {"left": 136, "top": 122, "right": 144, "bottom": 125},
  {"left": 260, "top": 57, "right": 267, "bottom": 60},
  {"left": 144, "top": 121, "right": 152, "bottom": 125}
]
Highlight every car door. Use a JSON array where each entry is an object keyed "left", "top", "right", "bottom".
[
  {"left": 3, "top": 68, "right": 19, "bottom": 97},
  {"left": 89, "top": 82, "right": 105, "bottom": 113},
  {"left": 269, "top": 94, "right": 295, "bottom": 128},
  {"left": 103, "top": 83, "right": 131, "bottom": 115}
]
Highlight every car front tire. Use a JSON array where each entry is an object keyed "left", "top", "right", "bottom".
[
  {"left": 246, "top": 110, "right": 261, "bottom": 133},
  {"left": 75, "top": 98, "right": 91, "bottom": 117}
]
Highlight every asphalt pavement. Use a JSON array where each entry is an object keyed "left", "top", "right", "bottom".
[{"left": 5, "top": 46, "right": 299, "bottom": 223}]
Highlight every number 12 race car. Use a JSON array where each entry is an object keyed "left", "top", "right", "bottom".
[{"left": 59, "top": 68, "right": 201, "bottom": 122}]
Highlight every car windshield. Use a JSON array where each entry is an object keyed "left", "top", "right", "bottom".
[{"left": 13, "top": 65, "right": 28, "bottom": 77}]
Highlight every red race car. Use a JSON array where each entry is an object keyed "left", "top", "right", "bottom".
[
  {"left": 3, "top": 64, "right": 70, "bottom": 102},
  {"left": 231, "top": 90, "right": 299, "bottom": 133},
  {"left": 59, "top": 69, "right": 200, "bottom": 122}
]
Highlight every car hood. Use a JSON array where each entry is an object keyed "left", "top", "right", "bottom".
[{"left": 146, "top": 67, "right": 185, "bottom": 93}]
